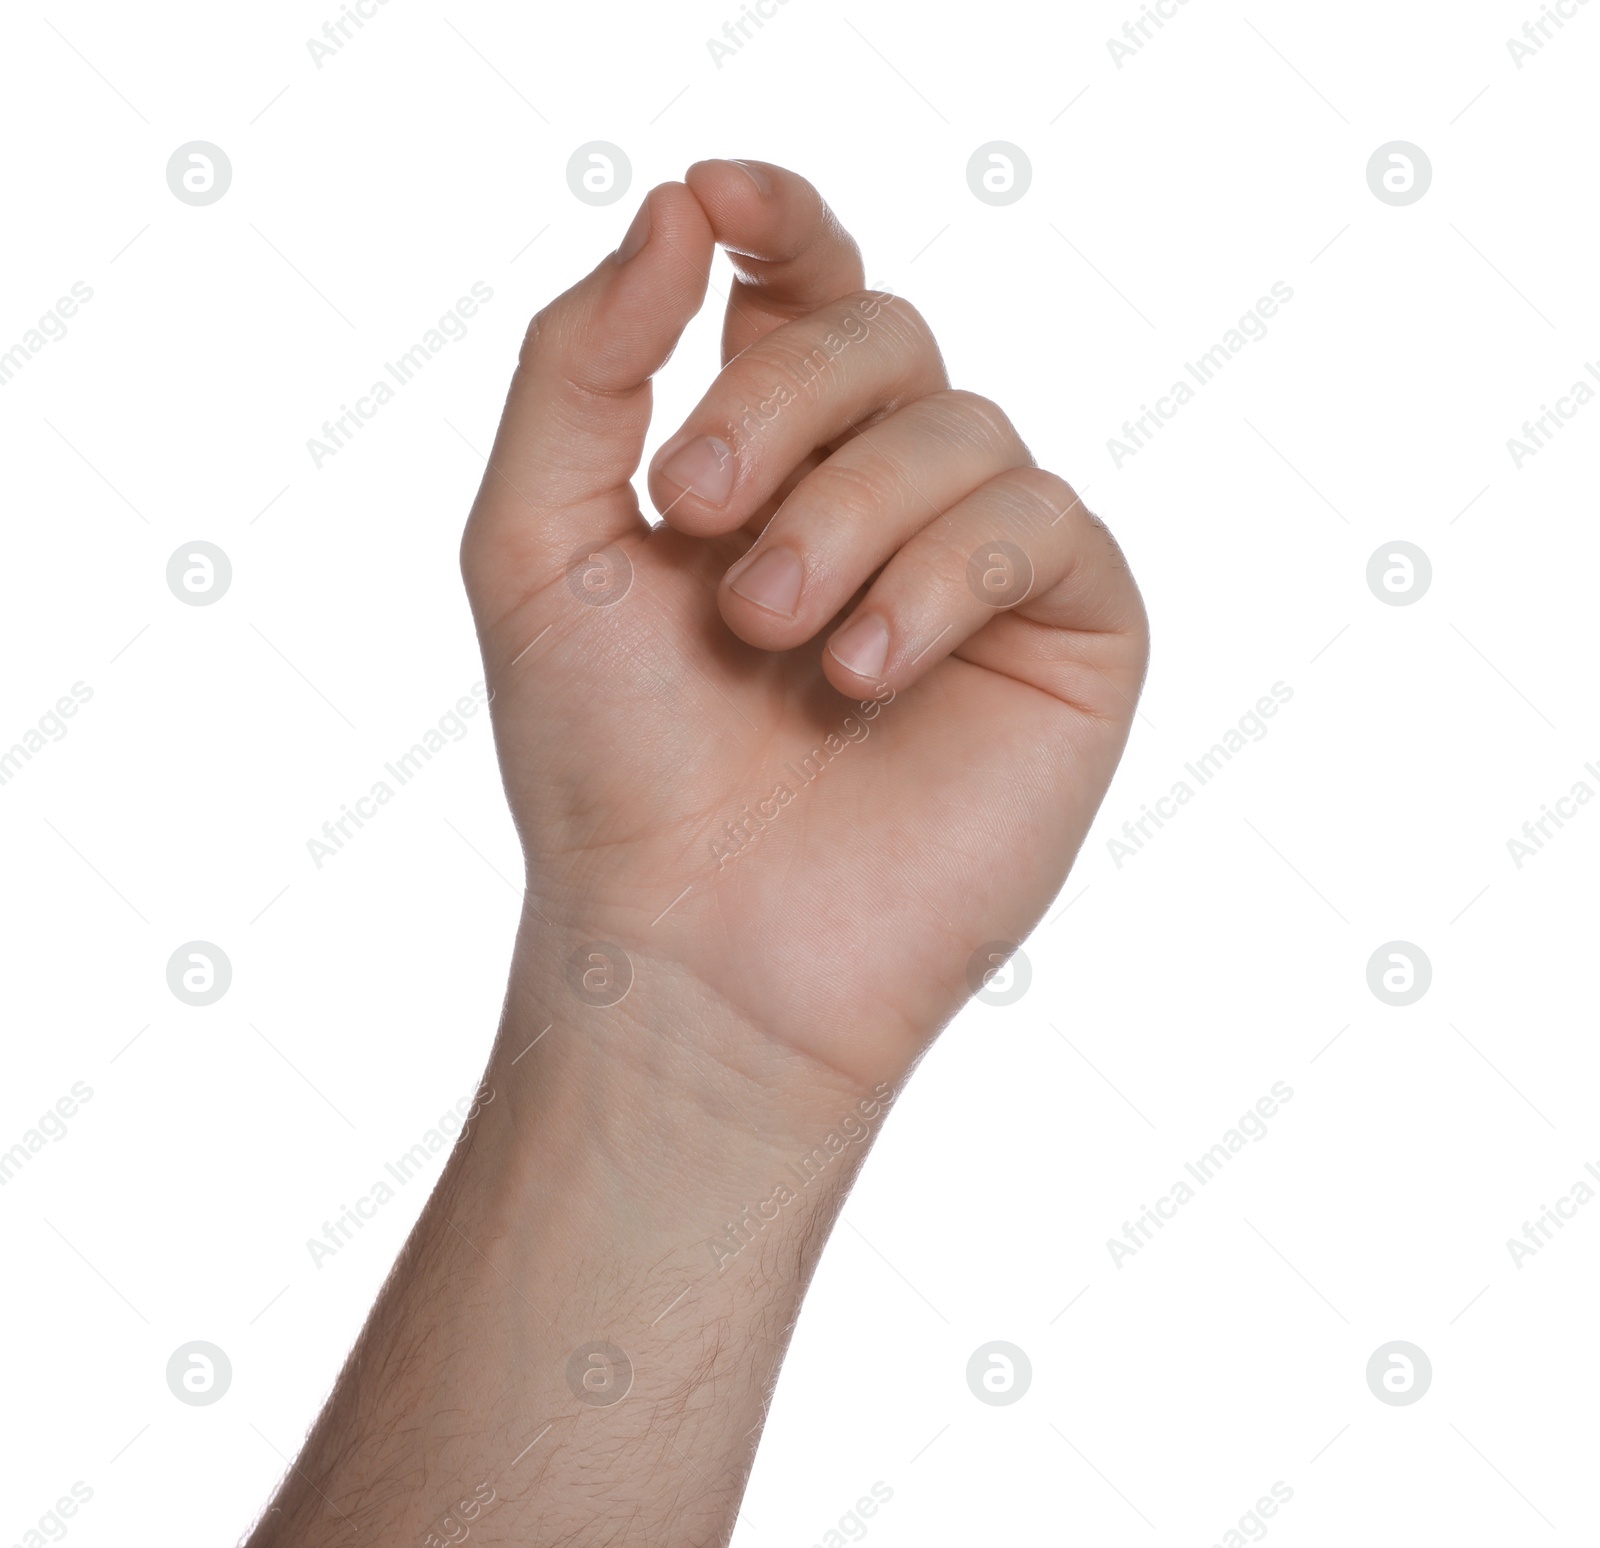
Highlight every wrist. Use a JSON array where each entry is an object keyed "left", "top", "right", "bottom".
[
  {"left": 497, "top": 904, "right": 888, "bottom": 1139},
  {"left": 509, "top": 858, "right": 937, "bottom": 1092},
  {"left": 452, "top": 909, "right": 895, "bottom": 1286}
]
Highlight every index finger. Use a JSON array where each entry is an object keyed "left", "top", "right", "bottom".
[{"left": 684, "top": 159, "right": 867, "bottom": 365}]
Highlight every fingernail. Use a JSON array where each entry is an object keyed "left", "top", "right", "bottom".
[
  {"left": 828, "top": 614, "right": 890, "bottom": 680},
  {"left": 731, "top": 160, "right": 773, "bottom": 195},
  {"left": 616, "top": 198, "right": 651, "bottom": 263},
  {"left": 730, "top": 547, "right": 803, "bottom": 617},
  {"left": 659, "top": 435, "right": 735, "bottom": 505}
]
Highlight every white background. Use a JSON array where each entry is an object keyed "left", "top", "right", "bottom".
[{"left": 3, "top": 0, "right": 1598, "bottom": 1543}]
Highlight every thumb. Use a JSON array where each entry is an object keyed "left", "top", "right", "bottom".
[{"left": 461, "top": 181, "right": 714, "bottom": 615}]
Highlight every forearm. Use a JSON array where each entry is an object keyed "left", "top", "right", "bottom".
[{"left": 247, "top": 919, "right": 891, "bottom": 1547}]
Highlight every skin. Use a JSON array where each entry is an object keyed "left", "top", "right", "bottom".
[{"left": 245, "top": 160, "right": 1147, "bottom": 1547}]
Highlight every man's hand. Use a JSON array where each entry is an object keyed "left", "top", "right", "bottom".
[
  {"left": 247, "top": 161, "right": 1145, "bottom": 1548},
  {"left": 462, "top": 159, "right": 1147, "bottom": 1092}
]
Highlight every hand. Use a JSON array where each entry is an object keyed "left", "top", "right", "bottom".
[
  {"left": 247, "top": 162, "right": 1149, "bottom": 1548},
  {"left": 462, "top": 159, "right": 1148, "bottom": 1091}
]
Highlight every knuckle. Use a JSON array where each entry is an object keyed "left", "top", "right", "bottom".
[
  {"left": 518, "top": 304, "right": 636, "bottom": 405},
  {"left": 792, "top": 458, "right": 889, "bottom": 526},
  {"left": 733, "top": 293, "right": 939, "bottom": 420},
  {"left": 926, "top": 389, "right": 1024, "bottom": 455},
  {"left": 516, "top": 307, "right": 549, "bottom": 373},
  {"left": 866, "top": 292, "right": 934, "bottom": 350},
  {"left": 704, "top": 360, "right": 797, "bottom": 447},
  {"left": 997, "top": 466, "right": 1084, "bottom": 531},
  {"left": 458, "top": 524, "right": 484, "bottom": 587}
]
